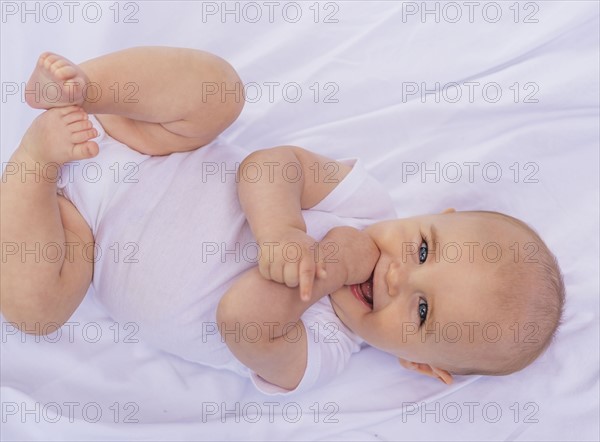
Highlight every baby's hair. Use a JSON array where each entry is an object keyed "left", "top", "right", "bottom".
[{"left": 451, "top": 210, "right": 566, "bottom": 376}]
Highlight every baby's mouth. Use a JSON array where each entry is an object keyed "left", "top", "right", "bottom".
[{"left": 351, "top": 273, "right": 374, "bottom": 309}]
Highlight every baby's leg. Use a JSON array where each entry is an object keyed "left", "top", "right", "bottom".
[
  {"left": 26, "top": 47, "right": 244, "bottom": 155},
  {"left": 0, "top": 107, "right": 97, "bottom": 333}
]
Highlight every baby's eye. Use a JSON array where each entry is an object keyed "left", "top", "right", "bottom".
[
  {"left": 418, "top": 299, "right": 428, "bottom": 326},
  {"left": 419, "top": 240, "right": 428, "bottom": 264}
]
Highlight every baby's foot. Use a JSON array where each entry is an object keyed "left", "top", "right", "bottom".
[
  {"left": 21, "top": 106, "right": 99, "bottom": 165},
  {"left": 25, "top": 52, "right": 89, "bottom": 109}
]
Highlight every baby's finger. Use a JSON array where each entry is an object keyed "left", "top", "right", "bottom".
[
  {"left": 258, "top": 258, "right": 271, "bottom": 281},
  {"left": 283, "top": 262, "right": 299, "bottom": 288},
  {"left": 298, "top": 256, "right": 316, "bottom": 302},
  {"left": 311, "top": 242, "right": 327, "bottom": 279},
  {"left": 269, "top": 262, "right": 284, "bottom": 284},
  {"left": 317, "top": 260, "right": 327, "bottom": 279}
]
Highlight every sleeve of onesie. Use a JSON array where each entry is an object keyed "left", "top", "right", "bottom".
[
  {"left": 248, "top": 296, "right": 364, "bottom": 396},
  {"left": 310, "top": 157, "right": 397, "bottom": 224}
]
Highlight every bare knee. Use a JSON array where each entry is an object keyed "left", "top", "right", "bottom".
[{"left": 162, "top": 54, "right": 245, "bottom": 143}]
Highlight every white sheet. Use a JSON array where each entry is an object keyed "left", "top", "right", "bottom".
[{"left": 1, "top": 1, "right": 598, "bottom": 440}]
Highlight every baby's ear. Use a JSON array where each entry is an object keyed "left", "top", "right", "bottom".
[
  {"left": 440, "top": 208, "right": 456, "bottom": 215},
  {"left": 398, "top": 358, "right": 453, "bottom": 385}
]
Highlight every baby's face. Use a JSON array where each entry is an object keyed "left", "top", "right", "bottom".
[{"left": 329, "top": 211, "right": 521, "bottom": 370}]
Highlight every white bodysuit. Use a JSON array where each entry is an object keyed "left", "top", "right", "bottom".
[{"left": 58, "top": 116, "right": 397, "bottom": 395}]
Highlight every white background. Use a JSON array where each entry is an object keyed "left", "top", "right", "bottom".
[{"left": 1, "top": 1, "right": 599, "bottom": 440}]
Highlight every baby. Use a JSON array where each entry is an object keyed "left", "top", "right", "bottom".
[{"left": 0, "top": 47, "right": 565, "bottom": 394}]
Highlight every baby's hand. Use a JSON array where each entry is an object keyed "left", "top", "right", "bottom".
[
  {"left": 323, "top": 226, "right": 380, "bottom": 286},
  {"left": 21, "top": 106, "right": 99, "bottom": 165},
  {"left": 256, "top": 227, "right": 326, "bottom": 301}
]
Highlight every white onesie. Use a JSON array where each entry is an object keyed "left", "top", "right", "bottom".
[{"left": 57, "top": 116, "right": 397, "bottom": 395}]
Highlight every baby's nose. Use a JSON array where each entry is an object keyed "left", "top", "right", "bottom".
[{"left": 386, "top": 261, "right": 402, "bottom": 296}]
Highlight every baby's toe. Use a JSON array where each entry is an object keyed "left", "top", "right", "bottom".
[
  {"left": 68, "top": 119, "right": 93, "bottom": 133},
  {"left": 71, "top": 128, "right": 98, "bottom": 145},
  {"left": 42, "top": 53, "right": 61, "bottom": 71},
  {"left": 72, "top": 141, "right": 99, "bottom": 160},
  {"left": 37, "top": 52, "right": 55, "bottom": 67},
  {"left": 62, "top": 108, "right": 87, "bottom": 123},
  {"left": 49, "top": 58, "right": 68, "bottom": 72},
  {"left": 51, "top": 62, "right": 78, "bottom": 81}
]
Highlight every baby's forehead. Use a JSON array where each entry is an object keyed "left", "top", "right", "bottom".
[
  {"left": 426, "top": 251, "right": 517, "bottom": 317},
  {"left": 425, "top": 281, "right": 516, "bottom": 343},
  {"left": 431, "top": 261, "right": 529, "bottom": 335},
  {"left": 453, "top": 211, "right": 522, "bottom": 231},
  {"left": 433, "top": 212, "right": 531, "bottom": 249}
]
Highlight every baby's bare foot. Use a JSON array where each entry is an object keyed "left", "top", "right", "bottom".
[
  {"left": 21, "top": 106, "right": 99, "bottom": 165},
  {"left": 25, "top": 52, "right": 89, "bottom": 109}
]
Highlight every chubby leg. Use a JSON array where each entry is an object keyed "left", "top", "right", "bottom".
[
  {"left": 26, "top": 47, "right": 245, "bottom": 155},
  {"left": 0, "top": 107, "right": 97, "bottom": 333}
]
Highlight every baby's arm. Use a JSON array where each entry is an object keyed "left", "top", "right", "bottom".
[
  {"left": 1, "top": 107, "right": 98, "bottom": 334},
  {"left": 218, "top": 146, "right": 379, "bottom": 389},
  {"left": 237, "top": 146, "right": 354, "bottom": 298},
  {"left": 218, "top": 225, "right": 375, "bottom": 390}
]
